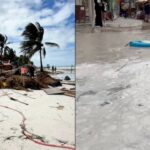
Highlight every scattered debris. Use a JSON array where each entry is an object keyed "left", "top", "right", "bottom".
[
  {"left": 4, "top": 136, "right": 17, "bottom": 142},
  {"left": 64, "top": 92, "right": 75, "bottom": 97},
  {"left": 44, "top": 88, "right": 65, "bottom": 95},
  {"left": 43, "top": 86, "right": 75, "bottom": 97},
  {"left": 0, "top": 91, "right": 28, "bottom": 105},
  {"left": 100, "top": 102, "right": 110, "bottom": 106},
  {"left": 12, "top": 91, "right": 35, "bottom": 99},
  {"left": 55, "top": 138, "right": 68, "bottom": 145},
  {"left": 3, "top": 135, "right": 24, "bottom": 142},
  {"left": 3, "top": 105, "right": 73, "bottom": 149},
  {"left": 70, "top": 87, "right": 75, "bottom": 91},
  {"left": 31, "top": 134, "right": 48, "bottom": 143},
  {"left": 36, "top": 71, "right": 61, "bottom": 87},
  {"left": 61, "top": 88, "right": 75, "bottom": 97},
  {"left": 138, "top": 104, "right": 144, "bottom": 107},
  {"left": 49, "top": 105, "right": 64, "bottom": 110},
  {"left": 9, "top": 97, "right": 29, "bottom": 105},
  {"left": 64, "top": 76, "right": 71, "bottom": 81},
  {"left": 0, "top": 71, "right": 62, "bottom": 90},
  {"left": 77, "top": 90, "right": 97, "bottom": 100},
  {"left": 61, "top": 81, "right": 75, "bottom": 85},
  {"left": 108, "top": 84, "right": 131, "bottom": 95}
]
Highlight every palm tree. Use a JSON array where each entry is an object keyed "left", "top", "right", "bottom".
[
  {"left": 0, "top": 34, "right": 11, "bottom": 59},
  {"left": 0, "top": 34, "right": 11, "bottom": 73},
  {"left": 3, "top": 47, "right": 16, "bottom": 62},
  {"left": 21, "top": 22, "right": 59, "bottom": 72}
]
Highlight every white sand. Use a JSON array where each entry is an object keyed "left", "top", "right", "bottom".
[{"left": 0, "top": 89, "right": 75, "bottom": 150}]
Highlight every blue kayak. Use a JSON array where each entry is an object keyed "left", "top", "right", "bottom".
[{"left": 129, "top": 41, "right": 150, "bottom": 48}]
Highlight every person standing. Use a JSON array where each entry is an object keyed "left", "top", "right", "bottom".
[
  {"left": 47, "top": 64, "right": 50, "bottom": 70},
  {"left": 28, "top": 63, "right": 35, "bottom": 79},
  {"left": 21, "top": 65, "right": 28, "bottom": 86},
  {"left": 71, "top": 65, "right": 73, "bottom": 73},
  {"left": 52, "top": 66, "right": 54, "bottom": 74},
  {"left": 94, "top": 0, "right": 103, "bottom": 27},
  {"left": 144, "top": 1, "right": 150, "bottom": 22},
  {"left": 54, "top": 66, "right": 57, "bottom": 73}
]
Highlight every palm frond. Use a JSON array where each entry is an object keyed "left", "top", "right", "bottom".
[
  {"left": 20, "top": 41, "right": 35, "bottom": 52},
  {"left": 22, "top": 23, "right": 38, "bottom": 41},
  {"left": 35, "top": 22, "right": 41, "bottom": 32},
  {"left": 0, "top": 34, "right": 5, "bottom": 43},
  {"left": 27, "top": 48, "right": 40, "bottom": 58},
  {"left": 4, "top": 46, "right": 10, "bottom": 52},
  {"left": 27, "top": 51, "right": 35, "bottom": 58},
  {"left": 42, "top": 47, "right": 46, "bottom": 57},
  {"left": 4, "top": 35, "right": 7, "bottom": 43},
  {"left": 7, "top": 42, "right": 13, "bottom": 44},
  {"left": 45, "top": 42, "right": 59, "bottom": 48},
  {"left": 35, "top": 22, "right": 44, "bottom": 41},
  {"left": 20, "top": 40, "right": 42, "bottom": 58}
]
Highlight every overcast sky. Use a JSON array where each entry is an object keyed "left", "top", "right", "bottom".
[{"left": 0, "top": 0, "right": 75, "bottom": 67}]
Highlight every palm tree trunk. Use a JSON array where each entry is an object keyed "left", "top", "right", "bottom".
[{"left": 40, "top": 49, "right": 43, "bottom": 72}]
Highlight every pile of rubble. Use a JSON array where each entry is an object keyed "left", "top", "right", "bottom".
[{"left": 0, "top": 71, "right": 61, "bottom": 90}]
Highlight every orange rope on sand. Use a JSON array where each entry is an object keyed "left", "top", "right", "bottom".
[{"left": 0, "top": 105, "right": 75, "bottom": 150}]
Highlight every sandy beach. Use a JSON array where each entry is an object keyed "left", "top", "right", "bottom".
[
  {"left": 0, "top": 0, "right": 75, "bottom": 149},
  {"left": 0, "top": 89, "right": 75, "bottom": 150}
]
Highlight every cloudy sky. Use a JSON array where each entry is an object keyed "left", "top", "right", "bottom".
[{"left": 0, "top": 0, "right": 75, "bottom": 67}]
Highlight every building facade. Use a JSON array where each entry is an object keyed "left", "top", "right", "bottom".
[
  {"left": 76, "top": 0, "right": 120, "bottom": 24},
  {"left": 76, "top": 0, "right": 142, "bottom": 25},
  {"left": 76, "top": 0, "right": 94, "bottom": 23}
]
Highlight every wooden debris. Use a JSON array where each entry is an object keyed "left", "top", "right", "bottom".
[
  {"left": 43, "top": 88, "right": 65, "bottom": 95},
  {"left": 9, "top": 97, "right": 29, "bottom": 105},
  {"left": 61, "top": 88, "right": 75, "bottom": 97},
  {"left": 36, "top": 71, "right": 61, "bottom": 87},
  {"left": 61, "top": 81, "right": 75, "bottom": 85},
  {"left": 0, "top": 71, "right": 61, "bottom": 90}
]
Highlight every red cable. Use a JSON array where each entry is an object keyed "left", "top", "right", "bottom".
[{"left": 0, "top": 105, "right": 75, "bottom": 150}]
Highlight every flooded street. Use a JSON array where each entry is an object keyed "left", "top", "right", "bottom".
[
  {"left": 76, "top": 27, "right": 150, "bottom": 150},
  {"left": 77, "top": 27, "right": 150, "bottom": 64}
]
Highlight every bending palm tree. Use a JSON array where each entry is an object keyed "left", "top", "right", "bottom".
[{"left": 21, "top": 22, "right": 59, "bottom": 72}]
